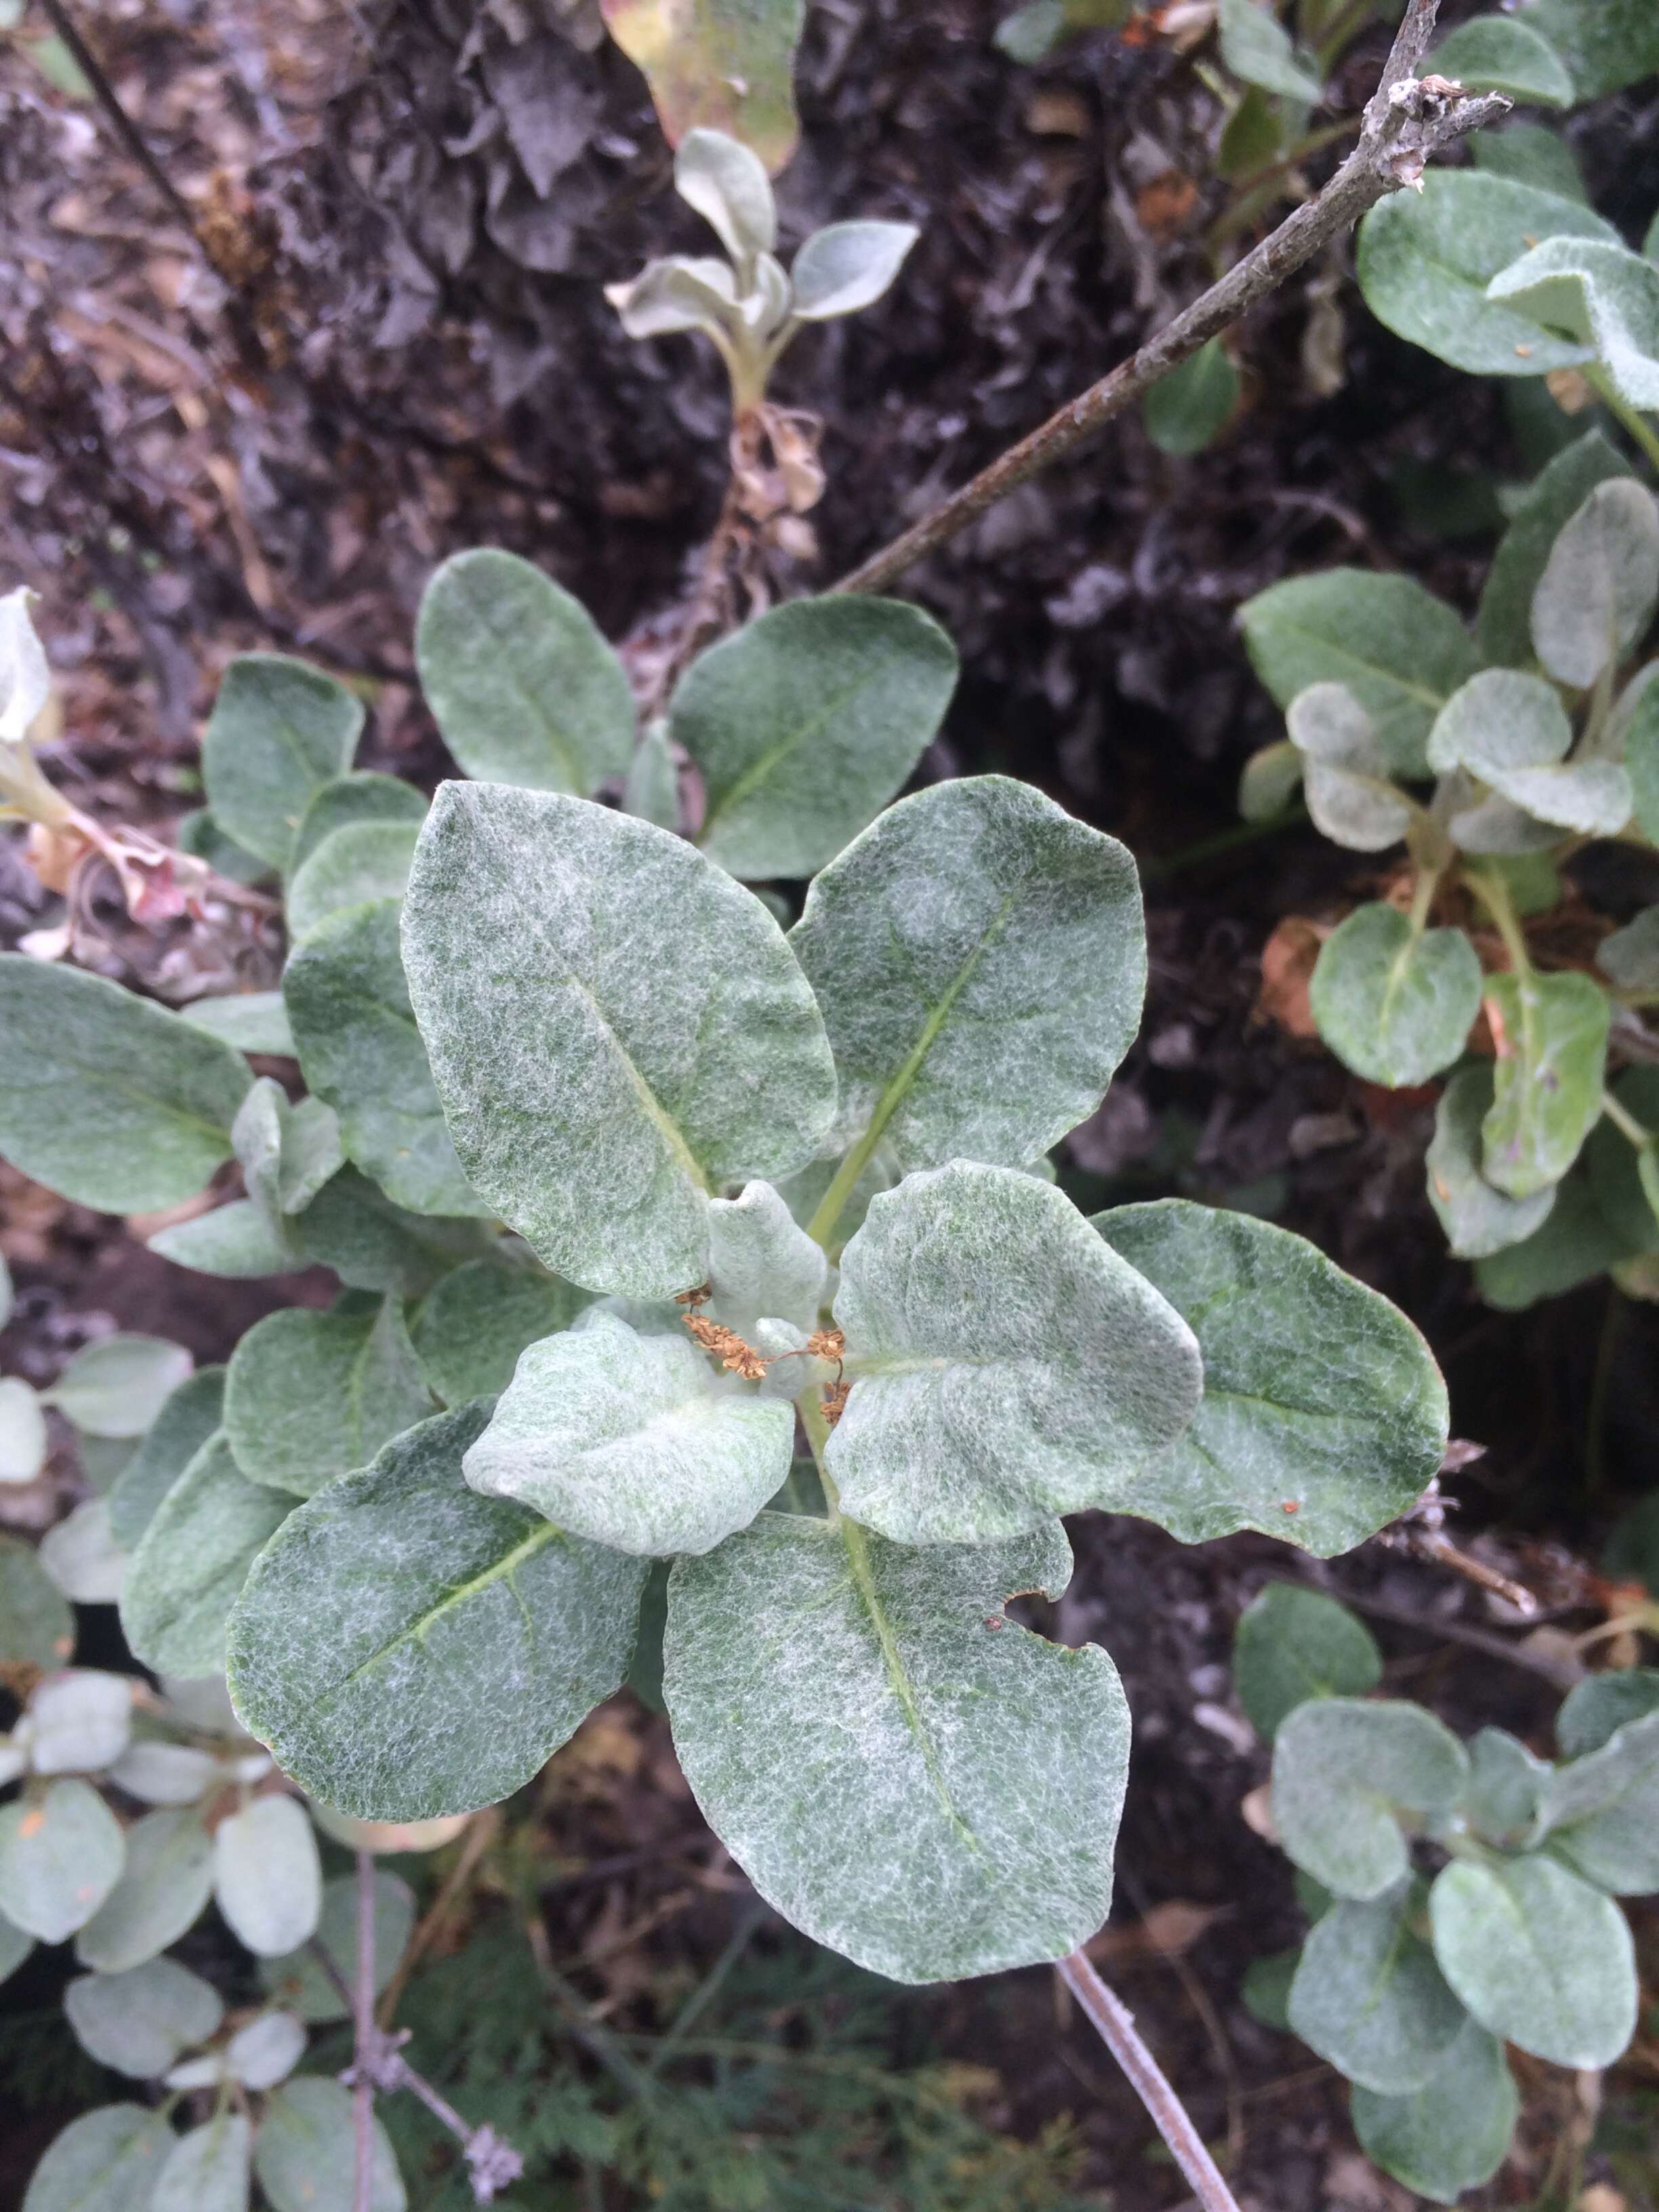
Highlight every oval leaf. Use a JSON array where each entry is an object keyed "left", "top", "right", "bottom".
[
  {"left": 1351, "top": 2015, "right": 1518, "bottom": 2205},
  {"left": 203, "top": 655, "right": 363, "bottom": 871},
  {"left": 1288, "top": 1880, "right": 1468, "bottom": 2094},
  {"left": 224, "top": 1298, "right": 432, "bottom": 1498},
  {"left": 1429, "top": 1853, "right": 1636, "bottom": 2068},
  {"left": 213, "top": 1795, "right": 321, "bottom": 1957},
  {"left": 121, "top": 1435, "right": 292, "bottom": 1677},
  {"left": 1309, "top": 903, "right": 1482, "bottom": 1088},
  {"left": 20, "top": 2107, "right": 176, "bottom": 2212},
  {"left": 284, "top": 821, "right": 420, "bottom": 945},
  {"left": 1481, "top": 967, "right": 1610, "bottom": 1197},
  {"left": 152, "top": 2111, "right": 251, "bottom": 2212},
  {"left": 108, "top": 1368, "right": 226, "bottom": 1553},
  {"left": 1530, "top": 476, "right": 1659, "bottom": 690},
  {"left": 1427, "top": 1064, "right": 1557, "bottom": 1258},
  {"left": 73, "top": 1807, "right": 213, "bottom": 1973},
  {"left": 790, "top": 220, "right": 918, "bottom": 320},
  {"left": 411, "top": 1255, "right": 590, "bottom": 1406},
  {"left": 1272, "top": 1699, "right": 1468, "bottom": 1900},
  {"left": 64, "top": 1957, "right": 224, "bottom": 2078},
  {"left": 1233, "top": 1583, "right": 1382, "bottom": 1742},
  {"left": 255, "top": 2078, "right": 406, "bottom": 2212},
  {"left": 0, "top": 1779, "right": 124, "bottom": 1941}
]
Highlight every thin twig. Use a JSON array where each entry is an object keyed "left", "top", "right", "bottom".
[
  {"left": 834, "top": 1, "right": 1505, "bottom": 597},
  {"left": 35, "top": 0, "right": 197, "bottom": 234},
  {"left": 1057, "top": 1950, "right": 1242, "bottom": 2212},
  {"left": 353, "top": 1851, "right": 377, "bottom": 2212}
]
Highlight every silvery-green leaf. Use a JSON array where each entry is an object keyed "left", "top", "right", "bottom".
[
  {"left": 291, "top": 1169, "right": 491, "bottom": 1294},
  {"left": 1142, "top": 337, "right": 1240, "bottom": 459},
  {"left": 1288, "top": 1879, "right": 1467, "bottom": 2095},
  {"left": 0, "top": 1908, "right": 32, "bottom": 1983},
  {"left": 1532, "top": 1706, "right": 1659, "bottom": 1891},
  {"left": 0, "top": 1778, "right": 124, "bottom": 1940},
  {"left": 1442, "top": 780, "right": 1560, "bottom": 856},
  {"left": 1489, "top": 233, "right": 1659, "bottom": 410},
  {"left": 1429, "top": 668, "right": 1631, "bottom": 834},
  {"left": 177, "top": 807, "right": 271, "bottom": 890},
  {"left": 705, "top": 1179, "right": 826, "bottom": 1336},
  {"left": 203, "top": 655, "right": 363, "bottom": 872},
  {"left": 621, "top": 720, "right": 679, "bottom": 830},
  {"left": 213, "top": 1795, "right": 321, "bottom": 1956},
  {"left": 75, "top": 1435, "right": 136, "bottom": 1496},
  {"left": 1429, "top": 1854, "right": 1635, "bottom": 2067},
  {"left": 255, "top": 2079, "right": 407, "bottom": 2212},
  {"left": 0, "top": 957, "right": 250, "bottom": 1214},
  {"left": 1461, "top": 1727, "right": 1553, "bottom": 1847},
  {"left": 260, "top": 1868, "right": 414, "bottom": 2023},
  {"left": 1598, "top": 906, "right": 1659, "bottom": 991},
  {"left": 1531, "top": 478, "right": 1659, "bottom": 690},
  {"left": 1355, "top": 172, "right": 1615, "bottom": 378},
  {"left": 149, "top": 1200, "right": 295, "bottom": 1281},
  {"left": 1427, "top": 1065, "right": 1557, "bottom": 1257},
  {"left": 1351, "top": 2016, "right": 1518, "bottom": 2206},
  {"left": 1477, "top": 431, "right": 1631, "bottom": 666},
  {"left": 39, "top": 1500, "right": 126, "bottom": 1604},
  {"left": 28, "top": 1670, "right": 131, "bottom": 1775},
  {"left": 1216, "top": 0, "right": 1319, "bottom": 100},
  {"left": 1271, "top": 1699, "right": 1468, "bottom": 1899},
  {"left": 1239, "top": 570, "right": 1481, "bottom": 777},
  {"left": 1240, "top": 1946, "right": 1298, "bottom": 2029},
  {"left": 285, "top": 899, "right": 487, "bottom": 1219},
  {"left": 605, "top": 254, "right": 739, "bottom": 340},
  {"left": 1628, "top": 674, "right": 1659, "bottom": 840},
  {"left": 1474, "top": 1161, "right": 1633, "bottom": 1307},
  {"left": 415, "top": 550, "right": 634, "bottom": 798},
  {"left": 464, "top": 1310, "right": 792, "bottom": 1557},
  {"left": 226, "top": 1403, "right": 647, "bottom": 1819},
  {"left": 121, "top": 1435, "right": 291, "bottom": 1677},
  {"left": 108, "top": 1368, "right": 225, "bottom": 1553},
  {"left": 284, "top": 822, "right": 420, "bottom": 945},
  {"left": 665, "top": 1513, "right": 1126, "bottom": 1982},
  {"left": 673, "top": 598, "right": 957, "bottom": 881},
  {"left": 0, "top": 584, "right": 49, "bottom": 745},
  {"left": 152, "top": 2112, "right": 251, "bottom": 2212},
  {"left": 790, "top": 778, "right": 1144, "bottom": 1190},
  {"left": 0, "top": 1376, "right": 46, "bottom": 1484},
  {"left": 73, "top": 1807, "right": 211, "bottom": 1971},
  {"left": 177, "top": 991, "right": 295, "bottom": 1057},
  {"left": 1309, "top": 904, "right": 1481, "bottom": 1088},
  {"left": 1232, "top": 1584, "right": 1382, "bottom": 1743},
  {"left": 1557, "top": 1668, "right": 1659, "bottom": 1757},
  {"left": 1238, "top": 739, "right": 1302, "bottom": 822},
  {"left": 1515, "top": 0, "right": 1658, "bottom": 99},
  {"left": 1471, "top": 115, "right": 1588, "bottom": 197},
  {"left": 790, "top": 220, "right": 918, "bottom": 319},
  {"left": 64, "top": 1957, "right": 223, "bottom": 2078},
  {"left": 1481, "top": 968, "right": 1610, "bottom": 1197},
  {"left": 225, "top": 2009, "right": 305, "bottom": 2089},
  {"left": 827, "top": 1163, "right": 1200, "bottom": 1545},
  {"left": 20, "top": 2107, "right": 176, "bottom": 2212},
  {"left": 0, "top": 1534, "right": 74, "bottom": 1668},
  {"left": 106, "top": 1740, "right": 220, "bottom": 1805},
  {"left": 225, "top": 1297, "right": 431, "bottom": 1498},
  {"left": 1429, "top": 15, "right": 1574, "bottom": 102},
  {"left": 403, "top": 783, "right": 836, "bottom": 1298},
  {"left": 291, "top": 773, "right": 427, "bottom": 876},
  {"left": 44, "top": 1336, "right": 192, "bottom": 1440},
  {"left": 1286, "top": 683, "right": 1411, "bottom": 851},
  {"left": 675, "top": 127, "right": 775, "bottom": 264},
  {"left": 1093, "top": 1201, "right": 1446, "bottom": 1553},
  {"left": 411, "top": 1254, "right": 590, "bottom": 1406},
  {"left": 231, "top": 1081, "right": 340, "bottom": 1233}
]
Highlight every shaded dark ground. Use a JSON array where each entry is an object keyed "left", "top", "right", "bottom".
[{"left": 2, "top": 1, "right": 1658, "bottom": 2205}]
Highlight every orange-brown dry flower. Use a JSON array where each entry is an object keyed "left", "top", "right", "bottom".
[
  {"left": 683, "top": 1312, "right": 767, "bottom": 1381},
  {"left": 674, "top": 1282, "right": 713, "bottom": 1308},
  {"left": 806, "top": 1327, "right": 845, "bottom": 1362},
  {"left": 820, "top": 1380, "right": 851, "bottom": 1429}
]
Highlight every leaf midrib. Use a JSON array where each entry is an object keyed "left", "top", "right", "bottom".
[
  {"left": 326, "top": 1519, "right": 562, "bottom": 1698},
  {"left": 699, "top": 665, "right": 886, "bottom": 842}
]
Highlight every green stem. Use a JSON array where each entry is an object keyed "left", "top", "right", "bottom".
[
  {"left": 1406, "top": 861, "right": 1440, "bottom": 941},
  {"left": 1461, "top": 865, "right": 1532, "bottom": 977},
  {"left": 799, "top": 1390, "right": 840, "bottom": 1515},
  {"left": 1586, "top": 367, "right": 1659, "bottom": 476},
  {"left": 1601, "top": 1088, "right": 1654, "bottom": 1151}
]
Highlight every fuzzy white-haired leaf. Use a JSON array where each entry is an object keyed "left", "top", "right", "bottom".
[
  {"left": 226, "top": 1403, "right": 648, "bottom": 1820},
  {"left": 255, "top": 2078, "right": 407, "bottom": 2212},
  {"left": 64, "top": 1957, "right": 224, "bottom": 2080},
  {"left": 289, "top": 1170, "right": 491, "bottom": 1295},
  {"left": 148, "top": 1200, "right": 295, "bottom": 1281},
  {"left": 415, "top": 549, "right": 635, "bottom": 798},
  {"left": 39, "top": 1499, "right": 127, "bottom": 1605},
  {"left": 1598, "top": 905, "right": 1659, "bottom": 992},
  {"left": 465, "top": 1310, "right": 792, "bottom": 1556},
  {"left": 1351, "top": 2016, "right": 1518, "bottom": 2206},
  {"left": 605, "top": 254, "right": 739, "bottom": 339},
  {"left": 790, "top": 220, "right": 918, "bottom": 319},
  {"left": 151, "top": 2110, "right": 251, "bottom": 2212},
  {"left": 1288, "top": 1878, "right": 1468, "bottom": 2095},
  {"left": 0, "top": 1533, "right": 73, "bottom": 1669},
  {"left": 1477, "top": 430, "right": 1631, "bottom": 668},
  {"left": 1429, "top": 1854, "right": 1635, "bottom": 2068},
  {"left": 674, "top": 596, "right": 958, "bottom": 880},
  {"left": 791, "top": 778, "right": 1144, "bottom": 1189},
  {"left": 1430, "top": 14, "right": 1574, "bottom": 103},
  {"left": 1532, "top": 1706, "right": 1659, "bottom": 1892},
  {"left": 0, "top": 1778, "right": 125, "bottom": 1941},
  {"left": 1287, "top": 682, "right": 1412, "bottom": 851},
  {"left": 1309, "top": 903, "right": 1481, "bottom": 1088},
  {"left": 0, "top": 958, "right": 251, "bottom": 1214},
  {"left": 285, "top": 901, "right": 488, "bottom": 1220},
  {"left": 1231, "top": 1583, "right": 1382, "bottom": 1742},
  {"left": 1481, "top": 967, "right": 1609, "bottom": 1197},
  {"left": 705, "top": 1179, "right": 826, "bottom": 1336},
  {"left": 0, "top": 1376, "right": 47, "bottom": 1485},
  {"left": 73, "top": 1807, "right": 212, "bottom": 1973},
  {"left": 411, "top": 1254, "right": 590, "bottom": 1406},
  {"left": 0, "top": 587, "right": 49, "bottom": 747},
  {"left": 1094, "top": 1201, "right": 1446, "bottom": 1553},
  {"left": 675, "top": 127, "right": 776, "bottom": 262},
  {"left": 826, "top": 1162, "right": 1200, "bottom": 1545},
  {"left": 1217, "top": 0, "right": 1320, "bottom": 100},
  {"left": 20, "top": 2106, "right": 176, "bottom": 2212},
  {"left": 28, "top": 1669, "right": 132, "bottom": 1776},
  {"left": 402, "top": 783, "right": 836, "bottom": 1298},
  {"left": 232, "top": 1083, "right": 340, "bottom": 1239},
  {"left": 665, "top": 1513, "right": 1127, "bottom": 1982},
  {"left": 121, "top": 1435, "right": 291, "bottom": 1679},
  {"left": 1271, "top": 1698, "right": 1467, "bottom": 1899},
  {"left": 225, "top": 2009, "right": 306, "bottom": 2089},
  {"left": 1238, "top": 739, "right": 1303, "bottom": 822},
  {"left": 291, "top": 772, "right": 428, "bottom": 877},
  {"left": 1427, "top": 1065, "right": 1557, "bottom": 1258},
  {"left": 44, "top": 1336, "right": 194, "bottom": 1441},
  {"left": 284, "top": 822, "right": 420, "bottom": 945},
  {"left": 1429, "top": 668, "right": 1631, "bottom": 835},
  {"left": 213, "top": 1795, "right": 321, "bottom": 1957},
  {"left": 224, "top": 1297, "right": 431, "bottom": 1498},
  {"left": 1489, "top": 232, "right": 1659, "bottom": 408},
  {"left": 1530, "top": 478, "right": 1659, "bottom": 690},
  {"left": 203, "top": 655, "right": 363, "bottom": 872},
  {"left": 105, "top": 1740, "right": 220, "bottom": 1806},
  {"left": 108, "top": 1368, "right": 225, "bottom": 1553}
]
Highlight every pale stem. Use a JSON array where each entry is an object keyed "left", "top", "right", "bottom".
[
  {"left": 832, "top": 0, "right": 1506, "bottom": 597},
  {"left": 1056, "top": 1949, "right": 1244, "bottom": 2212},
  {"left": 1406, "top": 862, "right": 1441, "bottom": 940},
  {"left": 798, "top": 1388, "right": 840, "bottom": 1513},
  {"left": 1601, "top": 1088, "right": 1654, "bottom": 1151},
  {"left": 1585, "top": 367, "right": 1659, "bottom": 476},
  {"left": 1461, "top": 865, "right": 1532, "bottom": 977},
  {"left": 354, "top": 1849, "right": 376, "bottom": 2212}
]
